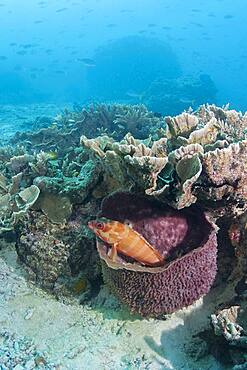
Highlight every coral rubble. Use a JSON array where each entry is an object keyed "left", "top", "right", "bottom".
[{"left": 0, "top": 330, "right": 59, "bottom": 369}]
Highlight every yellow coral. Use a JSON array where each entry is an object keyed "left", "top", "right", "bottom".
[{"left": 188, "top": 117, "right": 220, "bottom": 145}]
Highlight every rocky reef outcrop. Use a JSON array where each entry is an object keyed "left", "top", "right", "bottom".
[
  {"left": 16, "top": 209, "right": 101, "bottom": 298},
  {"left": 141, "top": 74, "right": 217, "bottom": 116}
]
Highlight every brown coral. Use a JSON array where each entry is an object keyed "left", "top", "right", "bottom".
[{"left": 81, "top": 104, "right": 247, "bottom": 214}]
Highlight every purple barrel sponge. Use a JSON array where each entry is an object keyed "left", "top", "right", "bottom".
[{"left": 97, "top": 192, "right": 218, "bottom": 317}]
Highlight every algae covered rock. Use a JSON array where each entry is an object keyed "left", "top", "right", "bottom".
[
  {"left": 16, "top": 210, "right": 101, "bottom": 295},
  {"left": 33, "top": 147, "right": 103, "bottom": 204},
  {"left": 34, "top": 192, "right": 72, "bottom": 224}
]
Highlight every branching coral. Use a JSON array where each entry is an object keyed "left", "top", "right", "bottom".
[
  {"left": 112, "top": 104, "right": 163, "bottom": 138},
  {"left": 64, "top": 103, "right": 162, "bottom": 138},
  {"left": 11, "top": 103, "right": 164, "bottom": 154}
]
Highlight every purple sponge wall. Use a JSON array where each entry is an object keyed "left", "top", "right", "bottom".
[{"left": 98, "top": 192, "right": 218, "bottom": 316}]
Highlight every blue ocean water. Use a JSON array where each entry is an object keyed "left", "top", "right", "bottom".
[
  {"left": 0, "top": 0, "right": 246, "bottom": 112},
  {"left": 0, "top": 2, "right": 247, "bottom": 369}
]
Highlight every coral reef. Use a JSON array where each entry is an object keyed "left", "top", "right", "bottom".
[
  {"left": 9, "top": 149, "right": 103, "bottom": 293},
  {"left": 86, "top": 35, "right": 181, "bottom": 101},
  {"left": 191, "top": 208, "right": 247, "bottom": 368},
  {"left": 0, "top": 144, "right": 102, "bottom": 291},
  {"left": 2, "top": 101, "right": 247, "bottom": 368},
  {"left": 142, "top": 74, "right": 217, "bottom": 116},
  {"left": 96, "top": 192, "right": 218, "bottom": 317},
  {"left": 0, "top": 102, "right": 246, "bottom": 328},
  {"left": 11, "top": 103, "right": 164, "bottom": 154},
  {"left": 82, "top": 104, "right": 247, "bottom": 216}
]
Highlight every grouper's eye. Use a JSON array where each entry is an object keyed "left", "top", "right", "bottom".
[{"left": 96, "top": 222, "right": 104, "bottom": 230}]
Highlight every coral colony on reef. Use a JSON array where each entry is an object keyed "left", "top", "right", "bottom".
[{"left": 0, "top": 103, "right": 247, "bottom": 366}]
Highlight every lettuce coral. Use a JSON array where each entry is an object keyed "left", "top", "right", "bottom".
[
  {"left": 0, "top": 171, "right": 40, "bottom": 234},
  {"left": 81, "top": 104, "right": 247, "bottom": 216}
]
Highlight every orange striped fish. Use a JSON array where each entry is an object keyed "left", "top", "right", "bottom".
[{"left": 88, "top": 219, "right": 164, "bottom": 266}]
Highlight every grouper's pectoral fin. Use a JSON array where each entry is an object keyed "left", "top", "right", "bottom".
[{"left": 108, "top": 244, "right": 118, "bottom": 262}]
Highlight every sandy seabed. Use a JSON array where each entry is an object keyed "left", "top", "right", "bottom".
[{"left": 0, "top": 242, "right": 229, "bottom": 370}]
